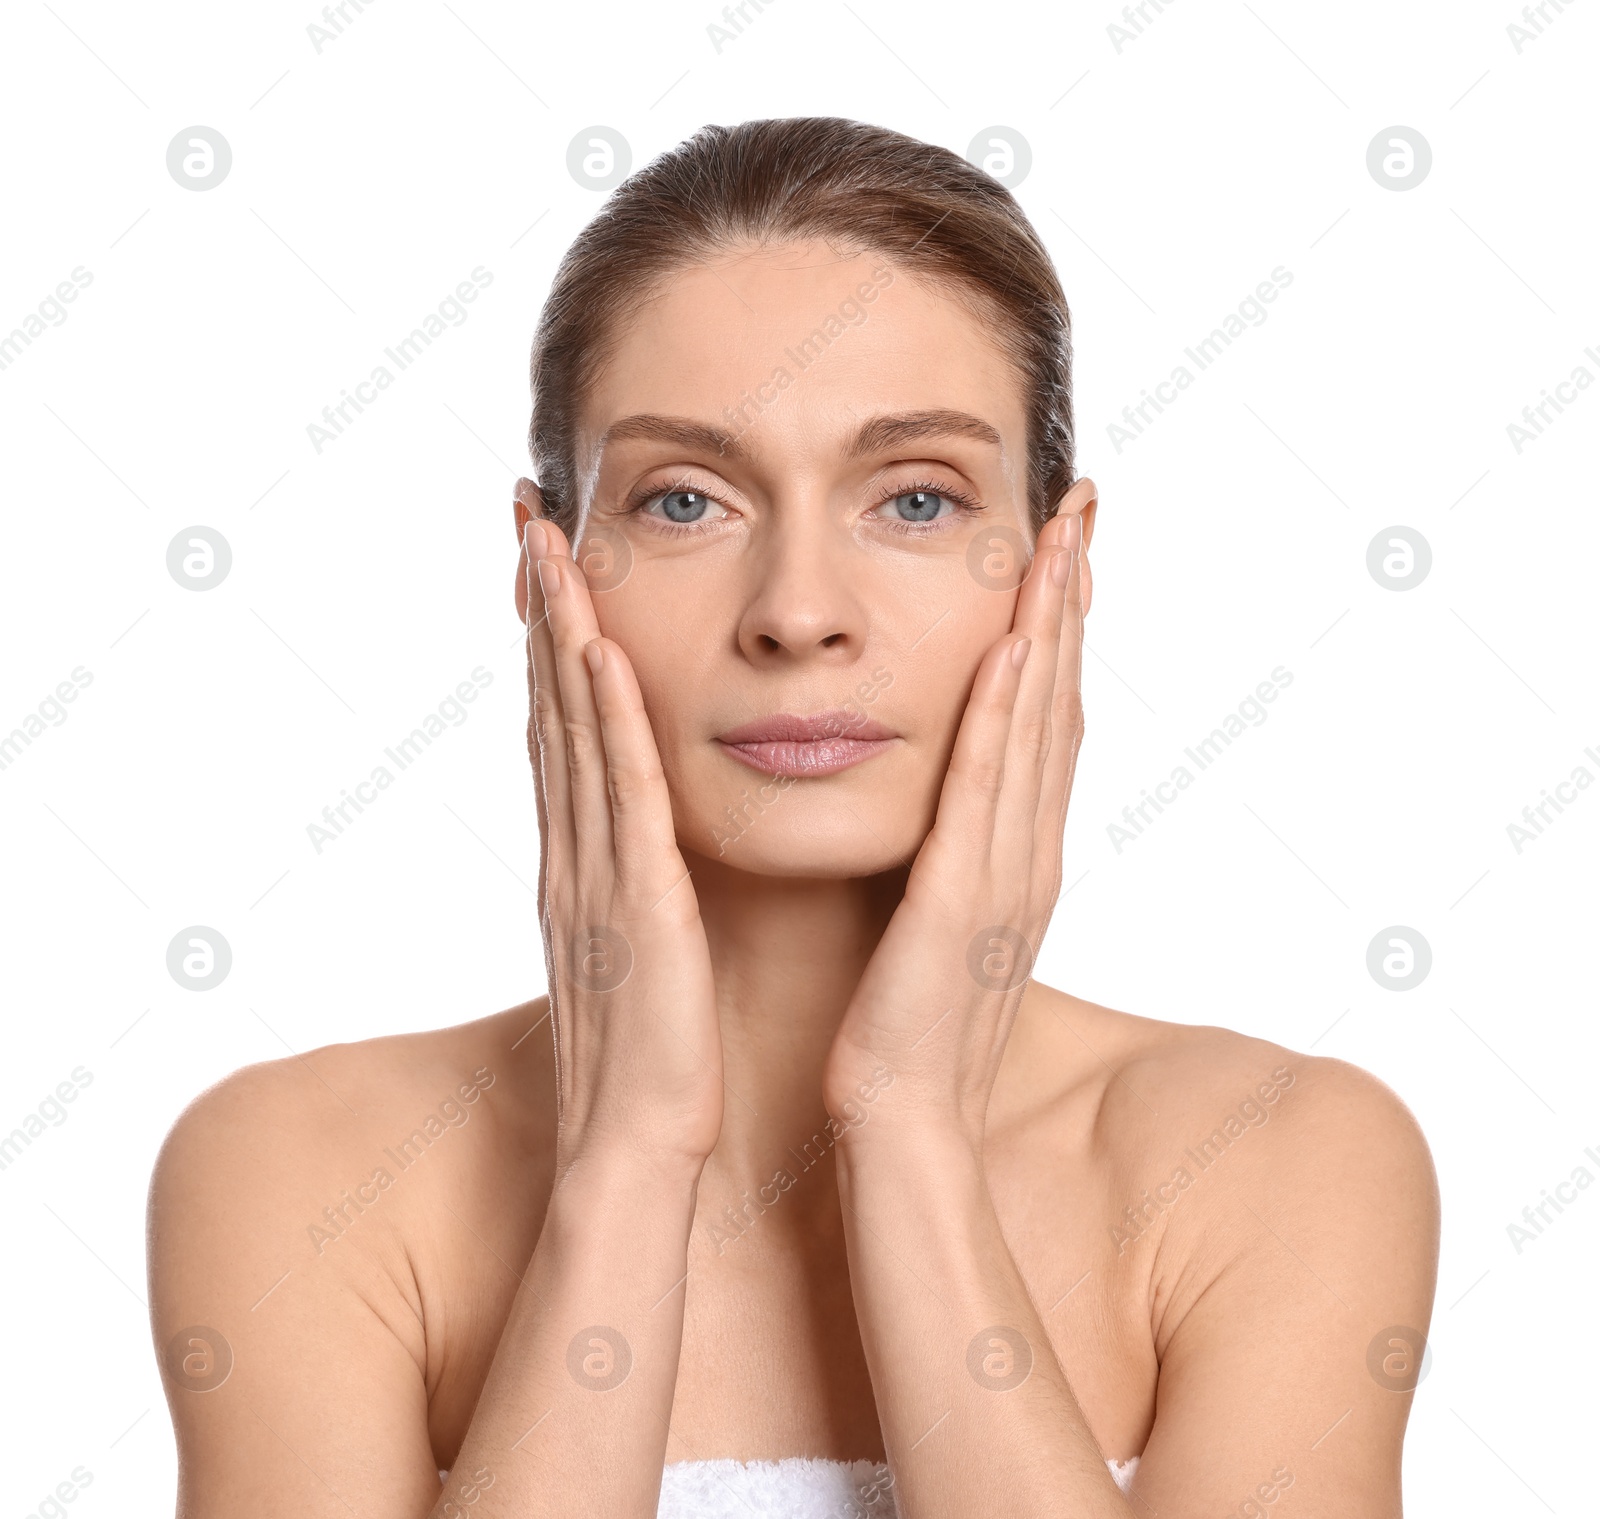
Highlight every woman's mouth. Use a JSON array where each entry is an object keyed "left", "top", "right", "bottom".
[{"left": 715, "top": 710, "right": 900, "bottom": 778}]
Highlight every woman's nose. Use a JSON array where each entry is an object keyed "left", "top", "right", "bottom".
[{"left": 733, "top": 514, "right": 868, "bottom": 666}]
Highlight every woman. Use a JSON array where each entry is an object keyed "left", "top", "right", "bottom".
[{"left": 148, "top": 117, "right": 1439, "bottom": 1517}]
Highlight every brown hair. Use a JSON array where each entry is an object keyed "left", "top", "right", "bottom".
[{"left": 528, "top": 117, "right": 1073, "bottom": 538}]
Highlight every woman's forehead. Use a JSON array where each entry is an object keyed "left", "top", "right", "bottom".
[{"left": 577, "top": 248, "right": 1032, "bottom": 474}]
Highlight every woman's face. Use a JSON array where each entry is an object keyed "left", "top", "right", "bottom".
[{"left": 546, "top": 240, "right": 1069, "bottom": 878}]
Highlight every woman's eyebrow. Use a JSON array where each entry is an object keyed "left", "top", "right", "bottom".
[
  {"left": 597, "top": 409, "right": 1003, "bottom": 464},
  {"left": 844, "top": 409, "right": 1003, "bottom": 459},
  {"left": 599, "top": 413, "right": 747, "bottom": 459}
]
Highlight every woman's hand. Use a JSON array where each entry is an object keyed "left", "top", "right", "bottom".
[
  {"left": 520, "top": 507, "right": 724, "bottom": 1172},
  {"left": 821, "top": 496, "right": 1127, "bottom": 1519},
  {"left": 822, "top": 500, "right": 1087, "bottom": 1152}
]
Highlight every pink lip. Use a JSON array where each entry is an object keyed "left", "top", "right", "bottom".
[{"left": 716, "top": 709, "right": 900, "bottom": 778}]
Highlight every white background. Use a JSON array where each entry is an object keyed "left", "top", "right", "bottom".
[{"left": 1, "top": 1, "right": 1595, "bottom": 1514}]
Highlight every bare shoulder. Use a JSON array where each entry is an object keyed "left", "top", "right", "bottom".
[
  {"left": 147, "top": 998, "right": 555, "bottom": 1503},
  {"left": 1013, "top": 980, "right": 1436, "bottom": 1187},
  {"left": 1008, "top": 981, "right": 1440, "bottom": 1328},
  {"left": 150, "top": 997, "right": 553, "bottom": 1238},
  {"left": 1101, "top": 994, "right": 1437, "bottom": 1218},
  {"left": 148, "top": 996, "right": 555, "bottom": 1330}
]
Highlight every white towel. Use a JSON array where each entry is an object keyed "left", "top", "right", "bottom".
[
  {"left": 655, "top": 1456, "right": 1143, "bottom": 1516},
  {"left": 440, "top": 1454, "right": 1143, "bottom": 1515}
]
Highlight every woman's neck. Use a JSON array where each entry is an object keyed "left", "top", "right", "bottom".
[{"left": 684, "top": 852, "right": 908, "bottom": 1210}]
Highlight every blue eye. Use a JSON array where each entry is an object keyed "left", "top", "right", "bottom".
[
  {"left": 885, "top": 490, "right": 950, "bottom": 522},
  {"left": 651, "top": 489, "right": 712, "bottom": 523}
]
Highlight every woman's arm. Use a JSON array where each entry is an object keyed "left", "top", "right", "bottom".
[
  {"left": 1124, "top": 1056, "right": 1439, "bottom": 1514},
  {"left": 825, "top": 490, "right": 1438, "bottom": 1514},
  {"left": 441, "top": 515, "right": 726, "bottom": 1516},
  {"left": 837, "top": 1127, "right": 1129, "bottom": 1516},
  {"left": 433, "top": 1143, "right": 706, "bottom": 1515},
  {"left": 825, "top": 499, "right": 1128, "bottom": 1515},
  {"left": 151, "top": 510, "right": 724, "bottom": 1517}
]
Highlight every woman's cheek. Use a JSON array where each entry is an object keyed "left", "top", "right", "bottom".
[
  {"left": 593, "top": 591, "right": 669, "bottom": 700},
  {"left": 915, "top": 587, "right": 1014, "bottom": 723},
  {"left": 607, "top": 628, "right": 703, "bottom": 823}
]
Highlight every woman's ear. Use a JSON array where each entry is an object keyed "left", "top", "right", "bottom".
[
  {"left": 512, "top": 477, "right": 546, "bottom": 623},
  {"left": 1053, "top": 476, "right": 1098, "bottom": 616}
]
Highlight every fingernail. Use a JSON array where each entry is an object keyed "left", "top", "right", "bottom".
[
  {"left": 584, "top": 640, "right": 604, "bottom": 675},
  {"left": 1050, "top": 546, "right": 1072, "bottom": 588},
  {"left": 526, "top": 519, "right": 549, "bottom": 559},
  {"left": 537, "top": 558, "right": 560, "bottom": 598},
  {"left": 1063, "top": 513, "right": 1082, "bottom": 552},
  {"left": 1011, "top": 637, "right": 1032, "bottom": 670}
]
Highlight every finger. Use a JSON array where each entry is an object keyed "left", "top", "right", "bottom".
[
  {"left": 524, "top": 519, "right": 576, "bottom": 896},
  {"left": 1034, "top": 519, "right": 1086, "bottom": 889},
  {"left": 524, "top": 608, "right": 551, "bottom": 929},
  {"left": 583, "top": 636, "right": 692, "bottom": 914},
  {"left": 514, "top": 486, "right": 555, "bottom": 927},
  {"left": 993, "top": 517, "right": 1075, "bottom": 849},
  {"left": 531, "top": 523, "right": 617, "bottom": 875},
  {"left": 920, "top": 631, "right": 1034, "bottom": 888}
]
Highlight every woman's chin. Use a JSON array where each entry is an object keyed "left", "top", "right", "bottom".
[{"left": 682, "top": 806, "right": 924, "bottom": 881}]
